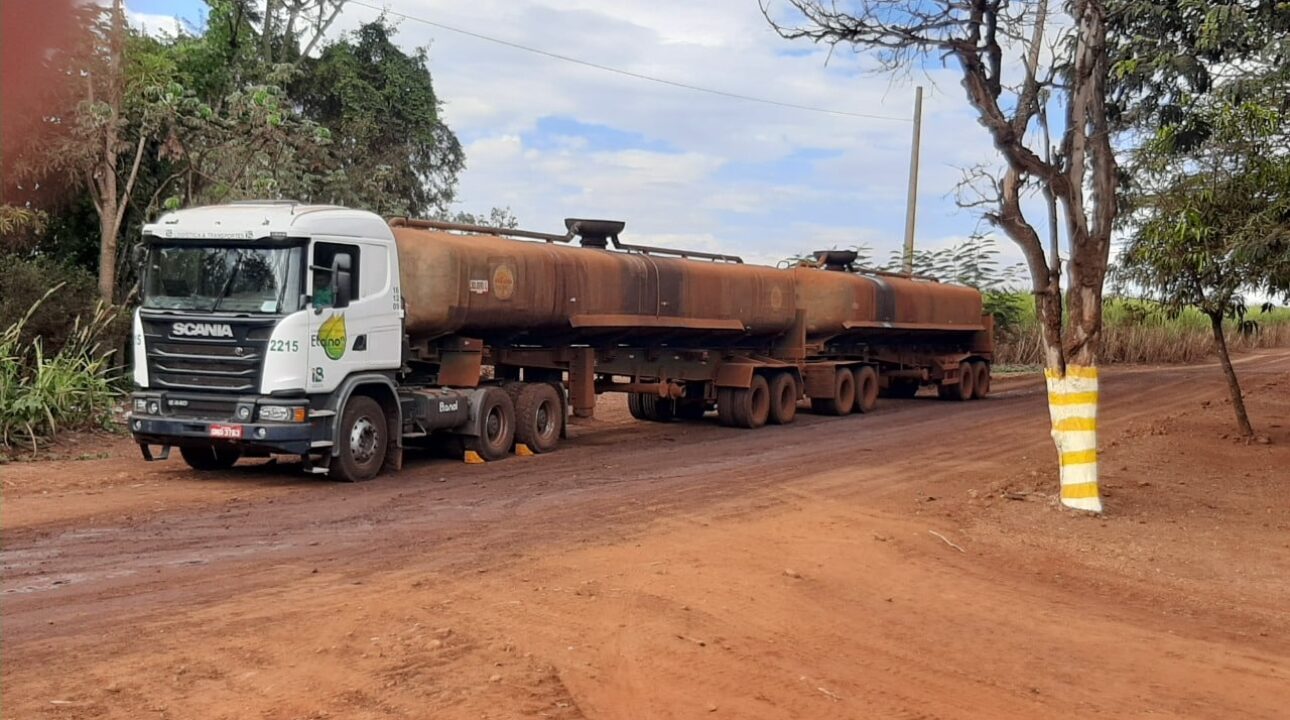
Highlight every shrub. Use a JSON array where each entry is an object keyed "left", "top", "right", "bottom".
[{"left": 0, "top": 287, "right": 122, "bottom": 454}]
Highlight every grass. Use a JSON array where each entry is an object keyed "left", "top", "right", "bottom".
[
  {"left": 0, "top": 287, "right": 122, "bottom": 455},
  {"left": 992, "top": 295, "right": 1290, "bottom": 366}
]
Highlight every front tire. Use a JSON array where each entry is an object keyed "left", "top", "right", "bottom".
[
  {"left": 180, "top": 444, "right": 241, "bottom": 471},
  {"left": 330, "top": 395, "right": 388, "bottom": 482}
]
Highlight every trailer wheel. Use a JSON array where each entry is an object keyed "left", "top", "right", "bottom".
[
  {"left": 854, "top": 366, "right": 879, "bottom": 413},
  {"left": 938, "top": 362, "right": 975, "bottom": 402},
  {"left": 515, "top": 383, "right": 562, "bottom": 453},
  {"left": 972, "top": 361, "right": 991, "bottom": 399},
  {"left": 717, "top": 387, "right": 736, "bottom": 427},
  {"left": 464, "top": 386, "right": 515, "bottom": 461},
  {"left": 767, "top": 372, "right": 798, "bottom": 425},
  {"left": 330, "top": 395, "right": 387, "bottom": 482},
  {"left": 720, "top": 376, "right": 771, "bottom": 429},
  {"left": 180, "top": 444, "right": 241, "bottom": 471},
  {"left": 627, "top": 392, "right": 648, "bottom": 420},
  {"left": 811, "top": 368, "right": 856, "bottom": 416}
]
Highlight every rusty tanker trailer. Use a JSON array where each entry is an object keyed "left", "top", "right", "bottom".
[{"left": 390, "top": 217, "right": 993, "bottom": 437}]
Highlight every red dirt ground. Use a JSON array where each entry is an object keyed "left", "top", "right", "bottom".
[{"left": 2, "top": 350, "right": 1288, "bottom": 719}]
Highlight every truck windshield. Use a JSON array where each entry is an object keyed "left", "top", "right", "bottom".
[{"left": 143, "top": 244, "right": 304, "bottom": 314}]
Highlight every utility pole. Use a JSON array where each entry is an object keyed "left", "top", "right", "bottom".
[{"left": 901, "top": 86, "right": 924, "bottom": 276}]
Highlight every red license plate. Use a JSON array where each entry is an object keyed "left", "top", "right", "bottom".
[{"left": 209, "top": 424, "right": 243, "bottom": 439}]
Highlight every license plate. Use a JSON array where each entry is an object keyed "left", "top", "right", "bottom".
[{"left": 209, "top": 424, "right": 243, "bottom": 439}]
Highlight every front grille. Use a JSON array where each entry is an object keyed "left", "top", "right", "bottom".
[
  {"left": 141, "top": 314, "right": 274, "bottom": 393},
  {"left": 163, "top": 395, "right": 239, "bottom": 420}
]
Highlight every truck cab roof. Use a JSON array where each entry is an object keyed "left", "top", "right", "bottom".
[{"left": 142, "top": 202, "right": 393, "bottom": 242}]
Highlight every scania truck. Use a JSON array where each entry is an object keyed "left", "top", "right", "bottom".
[{"left": 128, "top": 202, "right": 992, "bottom": 481}]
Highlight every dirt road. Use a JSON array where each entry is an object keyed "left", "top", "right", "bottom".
[{"left": 4, "top": 351, "right": 1289, "bottom": 719}]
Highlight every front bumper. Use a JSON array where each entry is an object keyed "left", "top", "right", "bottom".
[{"left": 129, "top": 413, "right": 314, "bottom": 458}]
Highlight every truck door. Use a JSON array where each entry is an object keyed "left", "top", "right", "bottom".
[{"left": 307, "top": 239, "right": 399, "bottom": 394}]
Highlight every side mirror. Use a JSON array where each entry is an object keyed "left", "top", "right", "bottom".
[{"left": 333, "top": 269, "right": 352, "bottom": 309}]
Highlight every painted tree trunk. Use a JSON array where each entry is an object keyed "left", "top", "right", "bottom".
[{"left": 1045, "top": 365, "right": 1102, "bottom": 512}]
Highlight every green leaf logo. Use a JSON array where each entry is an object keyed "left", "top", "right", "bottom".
[{"left": 318, "top": 314, "right": 346, "bottom": 361}]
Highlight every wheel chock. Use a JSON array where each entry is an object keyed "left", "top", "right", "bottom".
[
  {"left": 515, "top": 443, "right": 535, "bottom": 457},
  {"left": 463, "top": 450, "right": 485, "bottom": 464}
]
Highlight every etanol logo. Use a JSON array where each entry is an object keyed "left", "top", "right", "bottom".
[
  {"left": 172, "top": 322, "right": 234, "bottom": 338},
  {"left": 316, "top": 313, "right": 347, "bottom": 361}
]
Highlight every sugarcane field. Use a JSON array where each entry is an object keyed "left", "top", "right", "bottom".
[{"left": 2, "top": 1, "right": 1289, "bottom": 719}]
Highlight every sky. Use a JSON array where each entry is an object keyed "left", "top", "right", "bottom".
[{"left": 124, "top": 0, "right": 1018, "bottom": 270}]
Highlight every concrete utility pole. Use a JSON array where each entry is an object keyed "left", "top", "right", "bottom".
[{"left": 901, "top": 86, "right": 924, "bottom": 276}]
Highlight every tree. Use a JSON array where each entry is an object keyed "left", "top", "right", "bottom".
[
  {"left": 295, "top": 20, "right": 465, "bottom": 217},
  {"left": 1117, "top": 103, "right": 1290, "bottom": 438},
  {"left": 765, "top": 0, "right": 1118, "bottom": 512}
]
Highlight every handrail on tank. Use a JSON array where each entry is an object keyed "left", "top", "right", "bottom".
[
  {"left": 612, "top": 241, "right": 744, "bottom": 264},
  {"left": 786, "top": 254, "right": 941, "bottom": 282},
  {"left": 389, "top": 216, "right": 745, "bottom": 264},
  {"left": 388, "top": 217, "right": 574, "bottom": 243}
]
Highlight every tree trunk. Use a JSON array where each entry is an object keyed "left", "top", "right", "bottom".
[
  {"left": 97, "top": 203, "right": 117, "bottom": 303},
  {"left": 1209, "top": 311, "right": 1254, "bottom": 438}
]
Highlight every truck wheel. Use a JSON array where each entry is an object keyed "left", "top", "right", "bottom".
[
  {"left": 853, "top": 366, "right": 879, "bottom": 413},
  {"left": 725, "top": 375, "right": 770, "bottom": 429},
  {"left": 972, "top": 361, "right": 991, "bottom": 399},
  {"left": 627, "top": 392, "right": 648, "bottom": 420},
  {"left": 938, "top": 362, "right": 975, "bottom": 402},
  {"left": 811, "top": 368, "right": 855, "bottom": 416},
  {"left": 464, "top": 386, "right": 515, "bottom": 461},
  {"left": 180, "top": 444, "right": 241, "bottom": 471},
  {"left": 717, "top": 387, "right": 736, "bottom": 427},
  {"left": 330, "top": 395, "right": 387, "bottom": 482},
  {"left": 767, "top": 372, "right": 798, "bottom": 425},
  {"left": 515, "top": 383, "right": 562, "bottom": 453}
]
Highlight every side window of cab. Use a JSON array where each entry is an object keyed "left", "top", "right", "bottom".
[{"left": 312, "top": 242, "right": 360, "bottom": 310}]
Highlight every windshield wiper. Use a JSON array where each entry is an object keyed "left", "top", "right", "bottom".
[{"left": 209, "top": 250, "right": 247, "bottom": 313}]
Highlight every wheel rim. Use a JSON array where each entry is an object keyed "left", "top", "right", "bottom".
[
  {"left": 485, "top": 406, "right": 506, "bottom": 444},
  {"left": 350, "top": 416, "right": 379, "bottom": 464},
  {"left": 535, "top": 400, "right": 555, "bottom": 438}
]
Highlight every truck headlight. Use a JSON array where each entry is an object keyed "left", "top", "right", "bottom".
[
  {"left": 148, "top": 401, "right": 160, "bottom": 415},
  {"left": 134, "top": 399, "right": 148, "bottom": 413},
  {"left": 258, "top": 406, "right": 305, "bottom": 422},
  {"left": 237, "top": 406, "right": 252, "bottom": 420}
]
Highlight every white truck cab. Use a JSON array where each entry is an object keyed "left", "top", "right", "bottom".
[{"left": 130, "top": 202, "right": 416, "bottom": 479}]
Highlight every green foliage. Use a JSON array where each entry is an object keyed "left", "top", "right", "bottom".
[
  {"left": 1, "top": 287, "right": 122, "bottom": 454},
  {"left": 445, "top": 207, "right": 520, "bottom": 229},
  {"left": 1118, "top": 101, "right": 1290, "bottom": 317},
  {"left": 294, "top": 20, "right": 464, "bottom": 216}
]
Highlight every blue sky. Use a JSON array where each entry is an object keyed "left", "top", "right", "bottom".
[{"left": 126, "top": 0, "right": 1016, "bottom": 269}]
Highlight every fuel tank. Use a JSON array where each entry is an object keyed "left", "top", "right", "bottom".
[{"left": 391, "top": 221, "right": 984, "bottom": 349}]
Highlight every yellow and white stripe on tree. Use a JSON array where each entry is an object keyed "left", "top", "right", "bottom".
[{"left": 1045, "top": 365, "right": 1102, "bottom": 512}]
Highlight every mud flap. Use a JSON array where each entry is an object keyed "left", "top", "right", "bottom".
[
  {"left": 138, "top": 443, "right": 171, "bottom": 461},
  {"left": 1045, "top": 365, "right": 1102, "bottom": 512}
]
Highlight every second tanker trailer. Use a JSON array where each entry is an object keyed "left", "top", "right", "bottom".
[{"left": 127, "top": 202, "right": 993, "bottom": 481}]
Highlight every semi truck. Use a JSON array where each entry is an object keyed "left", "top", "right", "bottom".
[{"left": 128, "top": 202, "right": 993, "bottom": 481}]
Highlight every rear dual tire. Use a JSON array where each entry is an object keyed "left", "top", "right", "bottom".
[{"left": 718, "top": 374, "right": 772, "bottom": 429}]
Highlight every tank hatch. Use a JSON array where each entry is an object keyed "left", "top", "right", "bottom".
[
  {"left": 566, "top": 218, "right": 626, "bottom": 249},
  {"left": 812, "top": 249, "right": 859, "bottom": 271}
]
